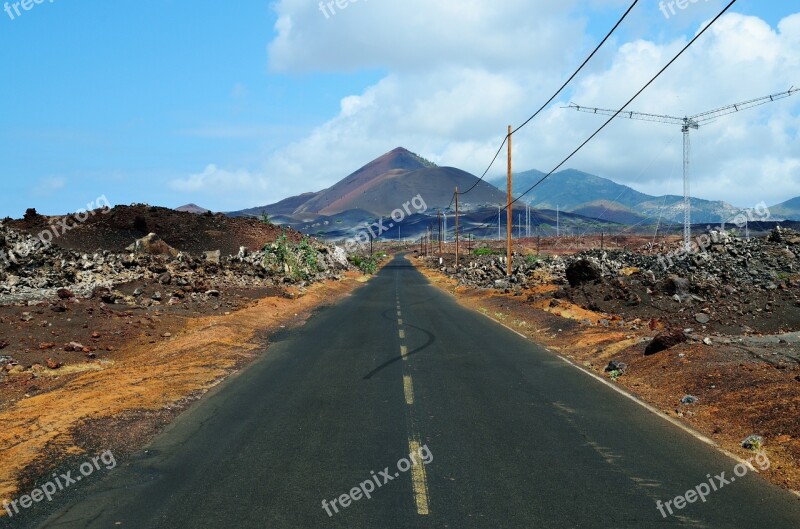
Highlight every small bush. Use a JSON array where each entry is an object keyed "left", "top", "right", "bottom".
[{"left": 349, "top": 254, "right": 379, "bottom": 275}]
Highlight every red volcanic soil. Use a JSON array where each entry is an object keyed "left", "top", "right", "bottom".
[{"left": 8, "top": 205, "right": 304, "bottom": 256}]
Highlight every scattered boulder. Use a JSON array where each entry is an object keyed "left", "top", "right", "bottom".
[
  {"left": 605, "top": 360, "right": 628, "bottom": 374},
  {"left": 126, "top": 233, "right": 179, "bottom": 257},
  {"left": 65, "top": 341, "right": 87, "bottom": 352},
  {"left": 645, "top": 329, "right": 687, "bottom": 356},
  {"left": 681, "top": 395, "right": 699, "bottom": 405},
  {"left": 46, "top": 358, "right": 63, "bottom": 370},
  {"left": 565, "top": 259, "right": 601, "bottom": 287},
  {"left": 695, "top": 313, "right": 711, "bottom": 324},
  {"left": 56, "top": 288, "right": 74, "bottom": 299},
  {"left": 662, "top": 275, "right": 691, "bottom": 296}
]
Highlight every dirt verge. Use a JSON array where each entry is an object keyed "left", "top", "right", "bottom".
[
  {"left": 413, "top": 258, "right": 800, "bottom": 494},
  {"left": 0, "top": 271, "right": 369, "bottom": 509}
]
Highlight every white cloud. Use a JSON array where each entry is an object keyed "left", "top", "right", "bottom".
[
  {"left": 32, "top": 177, "right": 66, "bottom": 196},
  {"left": 170, "top": 165, "right": 266, "bottom": 193},
  {"left": 267, "top": 0, "right": 586, "bottom": 73},
  {"left": 188, "top": 7, "right": 800, "bottom": 210}
]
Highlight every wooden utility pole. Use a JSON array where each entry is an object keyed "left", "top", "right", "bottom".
[
  {"left": 455, "top": 187, "right": 460, "bottom": 269},
  {"left": 506, "top": 125, "right": 513, "bottom": 277},
  {"left": 427, "top": 226, "right": 432, "bottom": 257}
]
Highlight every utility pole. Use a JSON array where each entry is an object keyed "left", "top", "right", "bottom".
[
  {"left": 438, "top": 209, "right": 443, "bottom": 257},
  {"left": 526, "top": 203, "right": 530, "bottom": 239},
  {"left": 556, "top": 205, "right": 560, "bottom": 238},
  {"left": 506, "top": 125, "right": 513, "bottom": 277},
  {"left": 455, "top": 186, "right": 460, "bottom": 270}
]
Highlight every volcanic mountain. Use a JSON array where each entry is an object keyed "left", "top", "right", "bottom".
[{"left": 231, "top": 147, "right": 507, "bottom": 219}]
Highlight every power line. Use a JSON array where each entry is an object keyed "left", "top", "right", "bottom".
[
  {"left": 500, "top": 0, "right": 739, "bottom": 219},
  {"left": 447, "top": 0, "right": 641, "bottom": 208}
]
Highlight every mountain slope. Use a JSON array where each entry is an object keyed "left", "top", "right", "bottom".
[
  {"left": 771, "top": 197, "right": 800, "bottom": 220},
  {"left": 229, "top": 192, "right": 320, "bottom": 218},
  {"left": 231, "top": 147, "right": 507, "bottom": 218},
  {"left": 494, "top": 169, "right": 653, "bottom": 210},
  {"left": 175, "top": 203, "right": 210, "bottom": 214},
  {"left": 491, "top": 169, "right": 742, "bottom": 224}
]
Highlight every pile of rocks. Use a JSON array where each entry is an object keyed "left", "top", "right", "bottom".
[
  {"left": 438, "top": 254, "right": 564, "bottom": 293},
  {"left": 0, "top": 224, "right": 351, "bottom": 304},
  {"left": 435, "top": 227, "right": 799, "bottom": 295}
]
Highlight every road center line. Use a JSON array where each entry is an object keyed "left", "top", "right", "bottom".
[
  {"left": 399, "top": 329, "right": 405, "bottom": 339},
  {"left": 408, "top": 439, "right": 430, "bottom": 515},
  {"left": 403, "top": 375, "right": 415, "bottom": 405},
  {"left": 400, "top": 345, "right": 408, "bottom": 360}
]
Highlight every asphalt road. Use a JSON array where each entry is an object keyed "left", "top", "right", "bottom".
[{"left": 24, "top": 254, "right": 800, "bottom": 528}]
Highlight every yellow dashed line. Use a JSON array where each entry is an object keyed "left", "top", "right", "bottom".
[
  {"left": 399, "top": 329, "right": 405, "bottom": 339},
  {"left": 403, "top": 375, "right": 415, "bottom": 405},
  {"left": 408, "top": 440, "right": 430, "bottom": 515},
  {"left": 398, "top": 319, "right": 403, "bottom": 325},
  {"left": 400, "top": 345, "right": 408, "bottom": 360}
]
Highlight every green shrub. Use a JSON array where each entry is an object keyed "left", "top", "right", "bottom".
[{"left": 349, "top": 254, "right": 379, "bottom": 275}]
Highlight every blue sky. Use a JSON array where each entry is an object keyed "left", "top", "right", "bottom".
[{"left": 1, "top": 1, "right": 798, "bottom": 217}]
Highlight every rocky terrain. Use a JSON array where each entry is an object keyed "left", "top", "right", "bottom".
[
  {"left": 0, "top": 209, "right": 351, "bottom": 409},
  {"left": 0, "top": 216, "right": 349, "bottom": 303},
  {"left": 433, "top": 227, "right": 800, "bottom": 339},
  {"left": 6, "top": 204, "right": 299, "bottom": 256}
]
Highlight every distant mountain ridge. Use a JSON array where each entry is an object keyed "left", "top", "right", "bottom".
[
  {"left": 489, "top": 169, "right": 794, "bottom": 225},
  {"left": 226, "top": 148, "right": 800, "bottom": 234}
]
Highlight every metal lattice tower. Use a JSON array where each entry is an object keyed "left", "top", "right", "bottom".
[{"left": 568, "top": 87, "right": 798, "bottom": 251}]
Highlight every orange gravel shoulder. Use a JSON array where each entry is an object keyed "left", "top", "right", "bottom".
[
  {"left": 0, "top": 272, "right": 367, "bottom": 506},
  {"left": 413, "top": 259, "right": 800, "bottom": 495}
]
